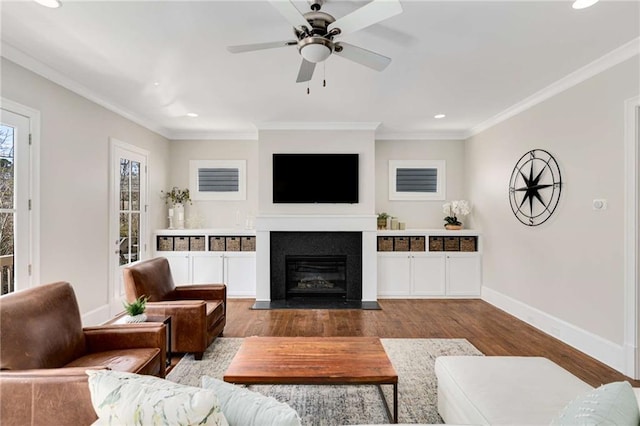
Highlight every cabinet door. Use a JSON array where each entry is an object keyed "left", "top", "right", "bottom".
[
  {"left": 224, "top": 253, "right": 256, "bottom": 297},
  {"left": 164, "top": 254, "right": 190, "bottom": 286},
  {"left": 411, "top": 254, "right": 446, "bottom": 296},
  {"left": 192, "top": 253, "right": 224, "bottom": 284},
  {"left": 446, "top": 253, "right": 481, "bottom": 297},
  {"left": 377, "top": 254, "right": 411, "bottom": 296}
]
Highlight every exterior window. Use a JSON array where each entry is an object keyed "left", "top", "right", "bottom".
[
  {"left": 389, "top": 160, "right": 445, "bottom": 200},
  {"left": 189, "top": 160, "right": 246, "bottom": 200}
]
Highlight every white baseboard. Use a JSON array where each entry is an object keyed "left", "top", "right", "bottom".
[
  {"left": 81, "top": 303, "right": 112, "bottom": 326},
  {"left": 482, "top": 286, "right": 626, "bottom": 374}
]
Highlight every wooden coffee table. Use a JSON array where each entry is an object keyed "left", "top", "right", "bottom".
[{"left": 223, "top": 336, "right": 398, "bottom": 423}]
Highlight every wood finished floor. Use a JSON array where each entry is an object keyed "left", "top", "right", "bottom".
[{"left": 224, "top": 298, "right": 640, "bottom": 388}]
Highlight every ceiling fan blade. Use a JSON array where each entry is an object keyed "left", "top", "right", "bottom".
[
  {"left": 328, "top": 0, "right": 402, "bottom": 37},
  {"left": 227, "top": 40, "right": 297, "bottom": 53},
  {"left": 268, "top": 0, "right": 310, "bottom": 31},
  {"left": 296, "top": 59, "right": 316, "bottom": 83},
  {"left": 334, "top": 42, "right": 391, "bottom": 71}
]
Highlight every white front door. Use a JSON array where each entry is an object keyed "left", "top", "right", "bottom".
[
  {"left": 0, "top": 108, "right": 32, "bottom": 294},
  {"left": 110, "top": 139, "right": 148, "bottom": 311}
]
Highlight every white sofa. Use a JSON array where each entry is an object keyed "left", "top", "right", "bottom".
[{"left": 435, "top": 356, "right": 640, "bottom": 425}]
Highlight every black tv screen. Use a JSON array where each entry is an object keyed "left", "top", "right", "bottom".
[{"left": 273, "top": 154, "right": 359, "bottom": 203}]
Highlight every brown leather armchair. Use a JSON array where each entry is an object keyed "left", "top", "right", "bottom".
[
  {"left": 0, "top": 281, "right": 167, "bottom": 426},
  {"left": 123, "top": 257, "right": 227, "bottom": 360}
]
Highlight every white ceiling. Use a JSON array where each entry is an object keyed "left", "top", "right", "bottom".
[{"left": 1, "top": 0, "right": 638, "bottom": 140}]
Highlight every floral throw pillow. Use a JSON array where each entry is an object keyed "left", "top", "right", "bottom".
[{"left": 86, "top": 370, "right": 228, "bottom": 426}]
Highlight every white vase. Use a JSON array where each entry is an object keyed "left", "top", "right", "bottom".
[
  {"left": 124, "top": 313, "right": 147, "bottom": 323},
  {"left": 174, "top": 203, "right": 185, "bottom": 229}
]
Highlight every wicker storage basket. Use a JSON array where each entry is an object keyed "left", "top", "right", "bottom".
[
  {"left": 241, "top": 236, "right": 256, "bottom": 251},
  {"left": 410, "top": 236, "right": 426, "bottom": 252},
  {"left": 429, "top": 236, "right": 444, "bottom": 251},
  {"left": 225, "top": 236, "right": 241, "bottom": 251},
  {"left": 444, "top": 237, "right": 460, "bottom": 251},
  {"left": 460, "top": 236, "right": 477, "bottom": 252},
  {"left": 394, "top": 237, "right": 410, "bottom": 251},
  {"left": 209, "top": 236, "right": 225, "bottom": 251},
  {"left": 377, "top": 236, "right": 393, "bottom": 252},
  {"left": 157, "top": 236, "right": 173, "bottom": 251},
  {"left": 174, "top": 236, "right": 189, "bottom": 251},
  {"left": 189, "top": 236, "right": 205, "bottom": 251}
]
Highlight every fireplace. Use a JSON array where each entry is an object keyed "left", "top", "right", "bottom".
[
  {"left": 270, "top": 231, "right": 362, "bottom": 303},
  {"left": 286, "top": 255, "right": 347, "bottom": 299}
]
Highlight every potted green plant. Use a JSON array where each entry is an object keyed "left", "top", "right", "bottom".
[
  {"left": 123, "top": 295, "right": 148, "bottom": 323},
  {"left": 377, "top": 212, "right": 390, "bottom": 230}
]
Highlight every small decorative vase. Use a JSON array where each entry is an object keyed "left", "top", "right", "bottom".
[
  {"left": 174, "top": 203, "right": 185, "bottom": 229},
  {"left": 124, "top": 313, "right": 147, "bottom": 323},
  {"left": 377, "top": 218, "right": 387, "bottom": 229},
  {"left": 445, "top": 224, "right": 463, "bottom": 230}
]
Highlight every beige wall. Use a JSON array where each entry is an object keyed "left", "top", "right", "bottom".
[
  {"left": 465, "top": 57, "right": 639, "bottom": 348},
  {"left": 375, "top": 139, "right": 466, "bottom": 229},
  {"left": 1, "top": 58, "right": 171, "bottom": 318},
  {"left": 167, "top": 139, "right": 259, "bottom": 228}
]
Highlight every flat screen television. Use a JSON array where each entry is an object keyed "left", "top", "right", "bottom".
[{"left": 273, "top": 153, "right": 359, "bottom": 203}]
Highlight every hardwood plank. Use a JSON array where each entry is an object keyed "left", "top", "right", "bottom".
[{"left": 224, "top": 298, "right": 640, "bottom": 388}]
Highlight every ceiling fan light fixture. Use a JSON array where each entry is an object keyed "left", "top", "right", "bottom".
[
  {"left": 298, "top": 37, "right": 333, "bottom": 63},
  {"left": 34, "top": 0, "right": 62, "bottom": 8},
  {"left": 572, "top": 0, "right": 598, "bottom": 9}
]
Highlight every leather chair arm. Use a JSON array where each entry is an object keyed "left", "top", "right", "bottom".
[
  {"left": 173, "top": 284, "right": 227, "bottom": 302},
  {"left": 0, "top": 369, "right": 101, "bottom": 425},
  {"left": 143, "top": 301, "right": 207, "bottom": 353},
  {"left": 83, "top": 323, "right": 166, "bottom": 368}
]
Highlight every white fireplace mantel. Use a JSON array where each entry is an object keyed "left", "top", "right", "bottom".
[
  {"left": 256, "top": 214, "right": 377, "bottom": 232},
  {"left": 255, "top": 214, "right": 378, "bottom": 302}
]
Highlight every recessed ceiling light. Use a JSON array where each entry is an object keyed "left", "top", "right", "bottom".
[
  {"left": 186, "top": 113, "right": 199, "bottom": 118},
  {"left": 572, "top": 0, "right": 598, "bottom": 9},
  {"left": 34, "top": 0, "right": 62, "bottom": 8},
  {"left": 434, "top": 114, "right": 446, "bottom": 119},
  {"left": 153, "top": 82, "right": 160, "bottom": 87}
]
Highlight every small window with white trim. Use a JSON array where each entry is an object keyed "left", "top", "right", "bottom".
[
  {"left": 189, "top": 160, "right": 246, "bottom": 200},
  {"left": 389, "top": 160, "right": 445, "bottom": 200}
]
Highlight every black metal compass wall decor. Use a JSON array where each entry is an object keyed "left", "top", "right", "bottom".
[{"left": 508, "top": 149, "right": 562, "bottom": 226}]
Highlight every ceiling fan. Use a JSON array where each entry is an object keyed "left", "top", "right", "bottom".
[{"left": 227, "top": 0, "right": 403, "bottom": 83}]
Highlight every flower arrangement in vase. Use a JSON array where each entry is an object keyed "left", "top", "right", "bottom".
[
  {"left": 443, "top": 200, "right": 471, "bottom": 230},
  {"left": 123, "top": 295, "right": 148, "bottom": 323},
  {"left": 161, "top": 187, "right": 192, "bottom": 229}
]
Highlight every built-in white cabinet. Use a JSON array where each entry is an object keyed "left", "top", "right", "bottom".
[
  {"left": 154, "top": 230, "right": 256, "bottom": 298},
  {"left": 376, "top": 230, "right": 481, "bottom": 298},
  {"left": 377, "top": 252, "right": 446, "bottom": 296}
]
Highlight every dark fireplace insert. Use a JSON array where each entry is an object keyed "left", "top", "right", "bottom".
[{"left": 286, "top": 255, "right": 347, "bottom": 299}]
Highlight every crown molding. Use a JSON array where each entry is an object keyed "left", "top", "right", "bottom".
[
  {"left": 1, "top": 41, "right": 173, "bottom": 140},
  {"left": 168, "top": 130, "right": 258, "bottom": 141},
  {"left": 257, "top": 122, "right": 381, "bottom": 131},
  {"left": 468, "top": 37, "right": 640, "bottom": 138},
  {"left": 376, "top": 130, "right": 467, "bottom": 141}
]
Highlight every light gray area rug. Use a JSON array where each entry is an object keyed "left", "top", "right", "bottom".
[{"left": 167, "top": 338, "right": 482, "bottom": 425}]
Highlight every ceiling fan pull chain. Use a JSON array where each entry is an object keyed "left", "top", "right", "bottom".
[
  {"left": 323, "top": 63, "right": 326, "bottom": 87},
  {"left": 307, "top": 82, "right": 310, "bottom": 95}
]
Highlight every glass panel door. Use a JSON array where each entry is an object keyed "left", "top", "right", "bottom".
[
  {"left": 111, "top": 141, "right": 147, "bottom": 303},
  {"left": 0, "top": 109, "right": 30, "bottom": 294}
]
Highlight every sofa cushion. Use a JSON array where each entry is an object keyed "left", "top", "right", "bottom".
[
  {"left": 435, "top": 356, "right": 593, "bottom": 425},
  {"left": 550, "top": 381, "right": 640, "bottom": 425},
  {"left": 201, "top": 376, "right": 301, "bottom": 426},
  {"left": 86, "top": 370, "right": 228, "bottom": 426}
]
